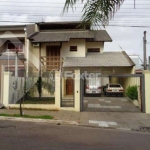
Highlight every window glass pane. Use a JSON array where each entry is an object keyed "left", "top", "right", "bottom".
[
  {"left": 87, "top": 48, "right": 100, "bottom": 53},
  {"left": 70, "top": 46, "right": 77, "bottom": 51},
  {"left": 7, "top": 42, "right": 23, "bottom": 52}
]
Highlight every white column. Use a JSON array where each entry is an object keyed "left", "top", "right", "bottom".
[
  {"left": 55, "top": 71, "right": 61, "bottom": 108},
  {"left": 74, "top": 69, "right": 80, "bottom": 112},
  {"left": 0, "top": 65, "right": 5, "bottom": 104},
  {"left": 143, "top": 70, "right": 150, "bottom": 113},
  {"left": 3, "top": 72, "right": 12, "bottom": 106}
]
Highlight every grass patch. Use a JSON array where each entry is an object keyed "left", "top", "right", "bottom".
[
  {"left": 0, "top": 113, "right": 53, "bottom": 119},
  {"left": 17, "top": 97, "right": 55, "bottom": 104}
]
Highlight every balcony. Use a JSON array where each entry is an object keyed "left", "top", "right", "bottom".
[{"left": 41, "top": 56, "right": 62, "bottom": 71}]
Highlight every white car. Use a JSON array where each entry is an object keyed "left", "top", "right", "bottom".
[
  {"left": 85, "top": 85, "right": 101, "bottom": 94},
  {"left": 104, "top": 84, "right": 124, "bottom": 97},
  {"left": 85, "top": 77, "right": 101, "bottom": 94}
]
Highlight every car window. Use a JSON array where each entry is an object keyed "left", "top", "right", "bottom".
[{"left": 109, "top": 85, "right": 121, "bottom": 88}]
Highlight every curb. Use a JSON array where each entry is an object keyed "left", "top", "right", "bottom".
[{"left": 0, "top": 116, "right": 78, "bottom": 126}]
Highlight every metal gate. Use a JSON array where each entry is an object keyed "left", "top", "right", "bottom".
[
  {"left": 80, "top": 78, "right": 84, "bottom": 111},
  {"left": 80, "top": 74, "right": 145, "bottom": 113}
]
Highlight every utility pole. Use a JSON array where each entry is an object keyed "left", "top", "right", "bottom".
[{"left": 143, "top": 31, "right": 147, "bottom": 70}]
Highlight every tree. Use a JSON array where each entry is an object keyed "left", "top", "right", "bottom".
[{"left": 63, "top": 0, "right": 125, "bottom": 27}]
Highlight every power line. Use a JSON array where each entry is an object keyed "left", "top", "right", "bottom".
[
  {"left": 0, "top": 22, "right": 149, "bottom": 28},
  {"left": 109, "top": 24, "right": 150, "bottom": 26}
]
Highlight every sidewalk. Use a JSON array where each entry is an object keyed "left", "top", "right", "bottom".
[{"left": 0, "top": 109, "right": 150, "bottom": 131}]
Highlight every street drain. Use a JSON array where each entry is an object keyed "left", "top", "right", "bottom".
[{"left": 139, "top": 127, "right": 150, "bottom": 132}]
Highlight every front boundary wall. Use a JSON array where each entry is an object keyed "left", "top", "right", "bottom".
[
  {"left": 2, "top": 70, "right": 150, "bottom": 113},
  {"left": 2, "top": 70, "right": 81, "bottom": 112}
]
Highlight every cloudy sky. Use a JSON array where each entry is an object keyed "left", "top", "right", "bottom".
[{"left": 0, "top": 0, "right": 150, "bottom": 62}]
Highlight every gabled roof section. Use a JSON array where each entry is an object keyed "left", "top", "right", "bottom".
[
  {"left": 28, "top": 30, "right": 112, "bottom": 43},
  {"left": 63, "top": 51, "right": 135, "bottom": 67}
]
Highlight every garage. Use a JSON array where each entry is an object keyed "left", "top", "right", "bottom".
[
  {"left": 80, "top": 74, "right": 145, "bottom": 113},
  {"left": 83, "top": 97, "right": 141, "bottom": 112}
]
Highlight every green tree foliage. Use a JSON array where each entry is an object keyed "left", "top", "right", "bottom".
[
  {"left": 63, "top": 0, "right": 125, "bottom": 27},
  {"left": 126, "top": 85, "right": 138, "bottom": 100}
]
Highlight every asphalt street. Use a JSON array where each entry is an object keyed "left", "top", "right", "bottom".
[{"left": 0, "top": 120, "right": 150, "bottom": 150}]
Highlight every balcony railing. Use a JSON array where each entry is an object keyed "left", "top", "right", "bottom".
[{"left": 41, "top": 56, "right": 62, "bottom": 71}]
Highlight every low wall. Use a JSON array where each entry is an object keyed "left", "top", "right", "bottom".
[
  {"left": 2, "top": 71, "right": 38, "bottom": 105},
  {"left": 7, "top": 104, "right": 75, "bottom": 111}
]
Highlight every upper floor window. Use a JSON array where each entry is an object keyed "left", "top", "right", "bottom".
[
  {"left": 7, "top": 42, "right": 23, "bottom": 52},
  {"left": 70, "top": 46, "right": 77, "bottom": 52},
  {"left": 87, "top": 48, "right": 100, "bottom": 53}
]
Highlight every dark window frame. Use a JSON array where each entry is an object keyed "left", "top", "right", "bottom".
[
  {"left": 7, "top": 42, "right": 23, "bottom": 52},
  {"left": 70, "top": 46, "right": 77, "bottom": 52},
  {"left": 87, "top": 48, "right": 100, "bottom": 53}
]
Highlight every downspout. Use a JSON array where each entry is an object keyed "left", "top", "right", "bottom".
[
  {"left": 39, "top": 42, "right": 41, "bottom": 78},
  {"left": 38, "top": 43, "right": 42, "bottom": 100}
]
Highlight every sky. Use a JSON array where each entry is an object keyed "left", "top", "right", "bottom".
[{"left": 0, "top": 0, "right": 150, "bottom": 62}]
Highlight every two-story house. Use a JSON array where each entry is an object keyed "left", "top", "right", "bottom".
[
  {"left": 27, "top": 22, "right": 135, "bottom": 110},
  {"left": 0, "top": 22, "right": 135, "bottom": 111}
]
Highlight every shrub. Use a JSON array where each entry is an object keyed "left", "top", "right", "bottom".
[{"left": 126, "top": 85, "right": 138, "bottom": 100}]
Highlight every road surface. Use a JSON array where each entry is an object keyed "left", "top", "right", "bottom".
[{"left": 0, "top": 120, "right": 150, "bottom": 150}]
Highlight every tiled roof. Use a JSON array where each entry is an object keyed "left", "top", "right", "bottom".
[
  {"left": 63, "top": 51, "right": 135, "bottom": 67},
  {"left": 29, "top": 30, "right": 112, "bottom": 42}
]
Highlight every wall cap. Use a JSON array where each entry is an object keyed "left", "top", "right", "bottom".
[
  {"left": 3, "top": 71, "right": 13, "bottom": 75},
  {"left": 142, "top": 70, "right": 150, "bottom": 74}
]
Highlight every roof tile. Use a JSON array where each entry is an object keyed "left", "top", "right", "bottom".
[
  {"left": 29, "top": 30, "right": 112, "bottom": 42},
  {"left": 63, "top": 51, "right": 135, "bottom": 67}
]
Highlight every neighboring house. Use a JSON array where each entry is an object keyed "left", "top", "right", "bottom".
[
  {"left": 0, "top": 24, "right": 28, "bottom": 104},
  {"left": 0, "top": 24, "right": 41, "bottom": 105},
  {"left": 129, "top": 55, "right": 143, "bottom": 74}
]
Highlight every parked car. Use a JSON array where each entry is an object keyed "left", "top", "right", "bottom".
[
  {"left": 85, "top": 85, "right": 101, "bottom": 94},
  {"left": 104, "top": 83, "right": 124, "bottom": 97},
  {"left": 85, "top": 77, "right": 101, "bottom": 94}
]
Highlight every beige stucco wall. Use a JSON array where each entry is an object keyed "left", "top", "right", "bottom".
[
  {"left": 61, "top": 39, "right": 86, "bottom": 58},
  {"left": 28, "top": 40, "right": 105, "bottom": 72},
  {"left": 86, "top": 42, "right": 104, "bottom": 53},
  {"left": 143, "top": 70, "right": 150, "bottom": 113},
  {"left": 62, "top": 77, "right": 66, "bottom": 97},
  {"left": 74, "top": 69, "right": 80, "bottom": 112},
  {"left": 0, "top": 31, "right": 25, "bottom": 38},
  {"left": 118, "top": 66, "right": 141, "bottom": 98},
  {"left": 28, "top": 41, "right": 40, "bottom": 70}
]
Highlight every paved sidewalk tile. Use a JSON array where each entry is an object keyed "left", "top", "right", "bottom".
[{"left": 1, "top": 108, "right": 150, "bottom": 131}]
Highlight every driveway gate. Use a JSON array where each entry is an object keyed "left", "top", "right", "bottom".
[{"left": 80, "top": 74, "right": 145, "bottom": 113}]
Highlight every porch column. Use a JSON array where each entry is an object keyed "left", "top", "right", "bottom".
[
  {"left": 3, "top": 72, "right": 12, "bottom": 106},
  {"left": 143, "top": 70, "right": 150, "bottom": 113},
  {"left": 61, "top": 77, "right": 66, "bottom": 98},
  {"left": 55, "top": 70, "right": 61, "bottom": 108},
  {"left": 74, "top": 69, "right": 80, "bottom": 112}
]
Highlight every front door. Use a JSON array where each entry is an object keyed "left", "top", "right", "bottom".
[
  {"left": 46, "top": 46, "right": 60, "bottom": 71},
  {"left": 66, "top": 78, "right": 74, "bottom": 95}
]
